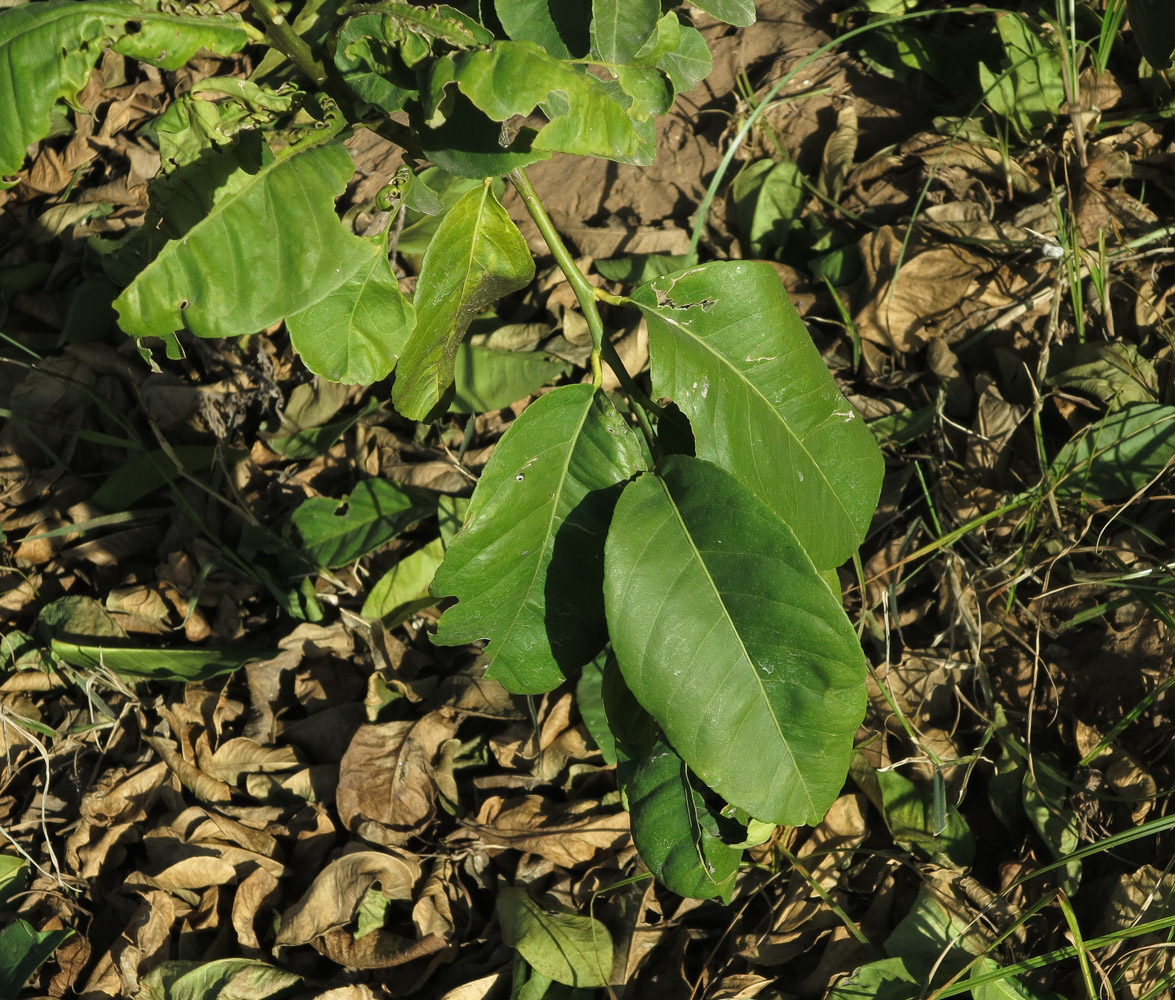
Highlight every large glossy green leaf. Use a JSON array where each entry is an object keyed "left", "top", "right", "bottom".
[
  {"left": 604, "top": 456, "right": 867, "bottom": 826},
  {"left": 440, "top": 40, "right": 650, "bottom": 162},
  {"left": 632, "top": 261, "right": 882, "bottom": 568},
  {"left": 591, "top": 0, "right": 659, "bottom": 64},
  {"left": 393, "top": 182, "right": 534, "bottom": 420},
  {"left": 115, "top": 141, "right": 407, "bottom": 361},
  {"left": 1050, "top": 402, "right": 1175, "bottom": 500},
  {"left": 605, "top": 662, "right": 741, "bottom": 900},
  {"left": 286, "top": 243, "right": 414, "bottom": 385},
  {"left": 0, "top": 0, "right": 247, "bottom": 183},
  {"left": 432, "top": 384, "right": 644, "bottom": 693}
]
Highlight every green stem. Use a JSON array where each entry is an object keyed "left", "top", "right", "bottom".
[
  {"left": 509, "top": 168, "right": 661, "bottom": 453},
  {"left": 247, "top": 0, "right": 328, "bottom": 86},
  {"left": 509, "top": 168, "right": 605, "bottom": 387}
]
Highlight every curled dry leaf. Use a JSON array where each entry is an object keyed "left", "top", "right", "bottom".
[
  {"left": 274, "top": 850, "right": 437, "bottom": 968},
  {"left": 468, "top": 795, "right": 630, "bottom": 868},
  {"left": 65, "top": 761, "right": 171, "bottom": 879},
  {"left": 336, "top": 711, "right": 461, "bottom": 846},
  {"left": 232, "top": 866, "right": 282, "bottom": 950},
  {"left": 853, "top": 227, "right": 1029, "bottom": 352}
]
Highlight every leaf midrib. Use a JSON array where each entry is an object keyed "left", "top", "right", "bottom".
[
  {"left": 653, "top": 474, "right": 816, "bottom": 818},
  {"left": 652, "top": 306, "right": 858, "bottom": 539},
  {"left": 493, "top": 390, "right": 597, "bottom": 663}
]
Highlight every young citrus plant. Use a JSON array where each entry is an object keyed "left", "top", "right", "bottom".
[{"left": 0, "top": 0, "right": 883, "bottom": 899}]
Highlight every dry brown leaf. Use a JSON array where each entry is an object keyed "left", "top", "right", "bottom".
[
  {"left": 65, "top": 761, "right": 171, "bottom": 879},
  {"left": 854, "top": 227, "right": 1028, "bottom": 352},
  {"left": 412, "top": 859, "right": 459, "bottom": 943},
  {"left": 709, "top": 973, "right": 785, "bottom": 999},
  {"left": 275, "top": 847, "right": 421, "bottom": 948},
  {"left": 336, "top": 711, "right": 461, "bottom": 846},
  {"left": 232, "top": 866, "right": 282, "bottom": 949},
  {"left": 145, "top": 734, "right": 233, "bottom": 803},
  {"left": 130, "top": 854, "right": 237, "bottom": 894},
  {"left": 197, "top": 736, "right": 302, "bottom": 786},
  {"left": 113, "top": 890, "right": 177, "bottom": 996},
  {"left": 469, "top": 795, "right": 630, "bottom": 867},
  {"left": 436, "top": 972, "right": 509, "bottom": 1000}
]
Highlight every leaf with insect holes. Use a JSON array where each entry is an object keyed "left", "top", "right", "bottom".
[
  {"left": 0, "top": 0, "right": 247, "bottom": 183},
  {"left": 432, "top": 385, "right": 644, "bottom": 694},
  {"left": 632, "top": 261, "right": 883, "bottom": 569},
  {"left": 436, "top": 40, "right": 651, "bottom": 162},
  {"left": 115, "top": 140, "right": 411, "bottom": 375}
]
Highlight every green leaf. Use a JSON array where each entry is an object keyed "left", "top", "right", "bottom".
[
  {"left": 575, "top": 653, "right": 616, "bottom": 765},
  {"left": 1128, "top": 0, "right": 1175, "bottom": 70},
  {"left": 690, "top": 0, "right": 756, "bottom": 28},
  {"left": 442, "top": 40, "right": 651, "bottom": 163},
  {"left": 1050, "top": 402, "right": 1175, "bottom": 501},
  {"left": 0, "top": 0, "right": 247, "bottom": 183},
  {"left": 606, "top": 665, "right": 741, "bottom": 900},
  {"left": 968, "top": 958, "right": 1065, "bottom": 1000},
  {"left": 595, "top": 253, "right": 690, "bottom": 286},
  {"left": 885, "top": 879, "right": 987, "bottom": 980},
  {"left": 632, "top": 261, "right": 883, "bottom": 568},
  {"left": 361, "top": 538, "right": 446, "bottom": 627},
  {"left": 496, "top": 0, "right": 591, "bottom": 59},
  {"left": 734, "top": 158, "right": 806, "bottom": 259},
  {"left": 50, "top": 639, "right": 276, "bottom": 682},
  {"left": 590, "top": 0, "right": 660, "bottom": 64},
  {"left": 432, "top": 384, "right": 644, "bottom": 694},
  {"left": 1045, "top": 342, "right": 1158, "bottom": 410},
  {"left": 0, "top": 920, "right": 72, "bottom": 996},
  {"left": 115, "top": 141, "right": 393, "bottom": 348},
  {"left": 978, "top": 14, "right": 1064, "bottom": 135},
  {"left": 497, "top": 887, "right": 613, "bottom": 988},
  {"left": 90, "top": 445, "right": 242, "bottom": 512},
  {"left": 1022, "top": 755, "right": 1081, "bottom": 894},
  {"left": 393, "top": 182, "right": 534, "bottom": 420},
  {"left": 290, "top": 478, "right": 435, "bottom": 569},
  {"left": 851, "top": 756, "right": 974, "bottom": 867},
  {"left": 136, "top": 958, "right": 302, "bottom": 1000},
  {"left": 657, "top": 24, "right": 712, "bottom": 95},
  {"left": 604, "top": 456, "right": 867, "bottom": 826},
  {"left": 0, "top": 856, "right": 28, "bottom": 911},
  {"left": 416, "top": 92, "right": 551, "bottom": 179},
  {"left": 335, "top": 12, "right": 417, "bottom": 113},
  {"left": 826, "top": 957, "right": 918, "bottom": 1000},
  {"left": 450, "top": 344, "right": 571, "bottom": 413},
  {"left": 286, "top": 241, "right": 414, "bottom": 385},
  {"left": 395, "top": 169, "right": 498, "bottom": 255},
  {"left": 153, "top": 84, "right": 298, "bottom": 174}
]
